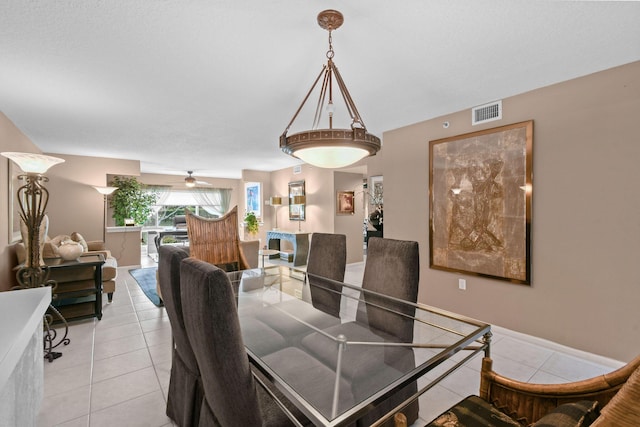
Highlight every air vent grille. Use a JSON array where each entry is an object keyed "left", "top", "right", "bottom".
[{"left": 472, "top": 100, "right": 502, "bottom": 125}]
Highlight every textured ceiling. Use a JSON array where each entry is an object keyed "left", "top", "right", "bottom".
[{"left": 1, "top": 1, "right": 639, "bottom": 179}]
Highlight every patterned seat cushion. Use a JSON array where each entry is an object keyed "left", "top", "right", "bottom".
[{"left": 426, "top": 395, "right": 520, "bottom": 427}]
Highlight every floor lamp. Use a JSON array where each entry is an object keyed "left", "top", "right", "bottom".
[
  {"left": 2, "top": 151, "right": 69, "bottom": 361},
  {"left": 269, "top": 196, "right": 282, "bottom": 230},
  {"left": 292, "top": 195, "right": 306, "bottom": 232},
  {"left": 93, "top": 186, "right": 118, "bottom": 242}
]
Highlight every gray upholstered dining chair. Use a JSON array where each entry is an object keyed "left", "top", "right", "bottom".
[
  {"left": 157, "top": 245, "right": 202, "bottom": 427},
  {"left": 305, "top": 232, "right": 347, "bottom": 317},
  {"left": 356, "top": 237, "right": 420, "bottom": 427},
  {"left": 179, "top": 257, "right": 304, "bottom": 426},
  {"left": 300, "top": 237, "right": 420, "bottom": 427}
]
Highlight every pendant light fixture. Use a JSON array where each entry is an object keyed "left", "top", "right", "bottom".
[{"left": 280, "top": 10, "right": 381, "bottom": 169}]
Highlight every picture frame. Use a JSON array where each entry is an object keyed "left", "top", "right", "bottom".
[
  {"left": 336, "top": 191, "right": 355, "bottom": 215},
  {"left": 244, "top": 181, "right": 261, "bottom": 219},
  {"left": 369, "top": 175, "right": 383, "bottom": 208},
  {"left": 429, "top": 120, "right": 533, "bottom": 285},
  {"left": 7, "top": 159, "right": 22, "bottom": 244},
  {"left": 288, "top": 180, "right": 305, "bottom": 221}
]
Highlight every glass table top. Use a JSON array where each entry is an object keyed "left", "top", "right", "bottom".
[{"left": 228, "top": 266, "right": 491, "bottom": 426}]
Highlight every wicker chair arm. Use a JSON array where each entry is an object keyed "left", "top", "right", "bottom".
[{"left": 479, "top": 355, "right": 640, "bottom": 426}]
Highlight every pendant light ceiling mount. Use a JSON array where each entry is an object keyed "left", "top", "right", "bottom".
[{"left": 280, "top": 9, "right": 381, "bottom": 169}]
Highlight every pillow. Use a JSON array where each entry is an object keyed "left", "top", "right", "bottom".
[
  {"left": 70, "top": 232, "right": 88, "bottom": 252},
  {"left": 42, "top": 242, "right": 59, "bottom": 258},
  {"left": 532, "top": 401, "right": 600, "bottom": 427}
]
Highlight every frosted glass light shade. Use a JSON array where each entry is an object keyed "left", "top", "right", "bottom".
[
  {"left": 93, "top": 186, "right": 118, "bottom": 195},
  {"left": 294, "top": 146, "right": 369, "bottom": 169},
  {"left": 1, "top": 152, "right": 65, "bottom": 173}
]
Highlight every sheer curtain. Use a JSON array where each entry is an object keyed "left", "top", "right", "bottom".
[{"left": 192, "top": 188, "right": 232, "bottom": 216}]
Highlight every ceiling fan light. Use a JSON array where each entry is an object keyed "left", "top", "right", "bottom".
[{"left": 185, "top": 177, "right": 196, "bottom": 187}]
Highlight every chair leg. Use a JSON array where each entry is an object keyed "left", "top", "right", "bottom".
[
  {"left": 107, "top": 292, "right": 113, "bottom": 303},
  {"left": 394, "top": 412, "right": 407, "bottom": 427}
]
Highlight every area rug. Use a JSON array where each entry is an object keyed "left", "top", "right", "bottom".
[{"left": 128, "top": 267, "right": 162, "bottom": 307}]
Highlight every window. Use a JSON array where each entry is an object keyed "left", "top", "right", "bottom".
[{"left": 142, "top": 188, "right": 231, "bottom": 228}]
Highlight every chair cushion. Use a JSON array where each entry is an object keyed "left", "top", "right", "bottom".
[
  {"left": 532, "top": 401, "right": 600, "bottom": 427},
  {"left": 70, "top": 232, "right": 89, "bottom": 252},
  {"left": 426, "top": 395, "right": 520, "bottom": 427}
]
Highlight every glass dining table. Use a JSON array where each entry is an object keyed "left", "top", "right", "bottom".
[{"left": 228, "top": 266, "right": 491, "bottom": 427}]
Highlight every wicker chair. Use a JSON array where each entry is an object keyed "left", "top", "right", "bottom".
[
  {"left": 185, "top": 206, "right": 249, "bottom": 272},
  {"left": 479, "top": 354, "right": 640, "bottom": 426}
]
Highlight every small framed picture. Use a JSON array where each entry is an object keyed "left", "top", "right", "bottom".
[{"left": 336, "top": 191, "right": 355, "bottom": 215}]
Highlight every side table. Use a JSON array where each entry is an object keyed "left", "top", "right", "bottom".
[{"left": 46, "top": 254, "right": 106, "bottom": 322}]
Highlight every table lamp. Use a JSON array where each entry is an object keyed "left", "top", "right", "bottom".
[{"left": 270, "top": 196, "right": 282, "bottom": 230}]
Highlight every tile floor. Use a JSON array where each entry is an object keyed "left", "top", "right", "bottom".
[{"left": 36, "top": 254, "right": 625, "bottom": 427}]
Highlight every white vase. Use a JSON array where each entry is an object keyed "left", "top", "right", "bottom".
[{"left": 58, "top": 242, "right": 84, "bottom": 261}]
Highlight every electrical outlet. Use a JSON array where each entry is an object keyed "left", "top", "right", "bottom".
[{"left": 458, "top": 279, "right": 466, "bottom": 290}]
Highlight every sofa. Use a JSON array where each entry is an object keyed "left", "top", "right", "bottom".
[{"left": 15, "top": 232, "right": 118, "bottom": 303}]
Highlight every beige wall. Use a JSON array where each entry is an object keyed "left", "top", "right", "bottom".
[
  {"left": 334, "top": 171, "right": 366, "bottom": 264},
  {"left": 382, "top": 61, "right": 640, "bottom": 362},
  {"left": 0, "top": 112, "right": 42, "bottom": 291},
  {"left": 45, "top": 154, "right": 140, "bottom": 240}
]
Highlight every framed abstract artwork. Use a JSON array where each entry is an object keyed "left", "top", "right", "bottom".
[
  {"left": 336, "top": 191, "right": 355, "bottom": 215},
  {"left": 429, "top": 120, "right": 533, "bottom": 284},
  {"left": 288, "top": 180, "right": 305, "bottom": 221},
  {"left": 244, "top": 181, "right": 261, "bottom": 219}
]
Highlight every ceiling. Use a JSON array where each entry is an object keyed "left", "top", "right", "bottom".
[{"left": 1, "top": 1, "right": 639, "bottom": 179}]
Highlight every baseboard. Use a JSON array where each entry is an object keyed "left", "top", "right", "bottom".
[{"left": 491, "top": 324, "right": 624, "bottom": 369}]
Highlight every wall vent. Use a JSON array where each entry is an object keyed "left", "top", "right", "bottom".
[
  {"left": 293, "top": 165, "right": 302, "bottom": 174},
  {"left": 472, "top": 100, "right": 502, "bottom": 125}
]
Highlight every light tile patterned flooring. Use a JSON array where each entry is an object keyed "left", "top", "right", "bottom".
[{"left": 36, "top": 256, "right": 624, "bottom": 427}]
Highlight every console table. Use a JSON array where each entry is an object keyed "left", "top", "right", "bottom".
[{"left": 266, "top": 231, "right": 310, "bottom": 266}]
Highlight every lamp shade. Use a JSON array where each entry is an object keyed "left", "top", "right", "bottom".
[
  {"left": 1, "top": 152, "right": 65, "bottom": 173},
  {"left": 270, "top": 196, "right": 283, "bottom": 206},
  {"left": 293, "top": 145, "right": 370, "bottom": 169},
  {"left": 93, "top": 186, "right": 118, "bottom": 195},
  {"left": 292, "top": 195, "right": 306, "bottom": 205},
  {"left": 279, "top": 10, "right": 380, "bottom": 169}
]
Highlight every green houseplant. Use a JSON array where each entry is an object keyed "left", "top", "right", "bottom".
[
  {"left": 244, "top": 211, "right": 259, "bottom": 236},
  {"left": 109, "top": 176, "right": 157, "bottom": 226}
]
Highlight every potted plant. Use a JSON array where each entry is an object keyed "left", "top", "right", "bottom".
[
  {"left": 109, "top": 176, "right": 157, "bottom": 226},
  {"left": 244, "top": 211, "right": 259, "bottom": 237}
]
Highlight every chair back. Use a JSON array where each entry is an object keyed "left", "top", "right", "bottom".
[
  {"left": 157, "top": 245, "right": 201, "bottom": 426},
  {"left": 186, "top": 206, "right": 249, "bottom": 271},
  {"left": 180, "top": 257, "right": 263, "bottom": 425},
  {"left": 359, "top": 237, "right": 419, "bottom": 342},
  {"left": 173, "top": 215, "right": 187, "bottom": 229},
  {"left": 306, "top": 233, "right": 347, "bottom": 317}
]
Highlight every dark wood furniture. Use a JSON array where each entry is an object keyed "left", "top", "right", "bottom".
[{"left": 46, "top": 254, "right": 105, "bottom": 321}]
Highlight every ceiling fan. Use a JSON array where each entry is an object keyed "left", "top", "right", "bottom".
[{"left": 183, "top": 171, "right": 212, "bottom": 187}]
